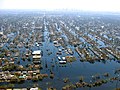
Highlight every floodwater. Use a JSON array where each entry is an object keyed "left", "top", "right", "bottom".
[
  {"left": 15, "top": 22, "right": 120, "bottom": 90},
  {"left": 0, "top": 16, "right": 120, "bottom": 90}
]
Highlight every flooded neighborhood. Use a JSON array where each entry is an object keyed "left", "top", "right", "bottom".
[{"left": 0, "top": 10, "right": 120, "bottom": 90}]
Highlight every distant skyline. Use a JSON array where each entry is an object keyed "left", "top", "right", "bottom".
[{"left": 0, "top": 0, "right": 120, "bottom": 12}]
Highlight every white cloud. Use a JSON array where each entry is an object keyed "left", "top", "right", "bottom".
[{"left": 0, "top": 0, "right": 120, "bottom": 12}]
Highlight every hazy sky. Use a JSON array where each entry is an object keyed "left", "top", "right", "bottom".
[{"left": 0, "top": 0, "right": 120, "bottom": 12}]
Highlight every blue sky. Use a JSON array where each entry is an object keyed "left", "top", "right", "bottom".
[{"left": 0, "top": 0, "right": 120, "bottom": 12}]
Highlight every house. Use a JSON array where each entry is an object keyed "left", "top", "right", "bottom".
[
  {"left": 59, "top": 60, "right": 66, "bottom": 64},
  {"left": 30, "top": 87, "right": 38, "bottom": 90},
  {"left": 53, "top": 41, "right": 58, "bottom": 44},
  {"left": 32, "top": 50, "right": 41, "bottom": 59},
  {"left": 62, "top": 57, "right": 66, "bottom": 61},
  {"left": 0, "top": 31, "right": 3, "bottom": 37},
  {"left": 58, "top": 56, "right": 61, "bottom": 60}
]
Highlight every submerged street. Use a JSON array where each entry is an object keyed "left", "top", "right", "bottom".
[{"left": 0, "top": 11, "right": 120, "bottom": 90}]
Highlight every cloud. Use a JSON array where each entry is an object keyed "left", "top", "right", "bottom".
[{"left": 0, "top": 0, "right": 120, "bottom": 12}]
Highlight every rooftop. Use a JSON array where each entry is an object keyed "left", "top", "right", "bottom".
[{"left": 32, "top": 50, "right": 41, "bottom": 55}]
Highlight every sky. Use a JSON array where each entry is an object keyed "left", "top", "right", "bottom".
[{"left": 0, "top": 0, "right": 120, "bottom": 12}]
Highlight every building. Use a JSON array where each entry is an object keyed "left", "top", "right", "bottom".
[{"left": 32, "top": 50, "right": 41, "bottom": 59}]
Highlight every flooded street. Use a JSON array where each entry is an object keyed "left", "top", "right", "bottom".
[{"left": 0, "top": 11, "right": 120, "bottom": 90}]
